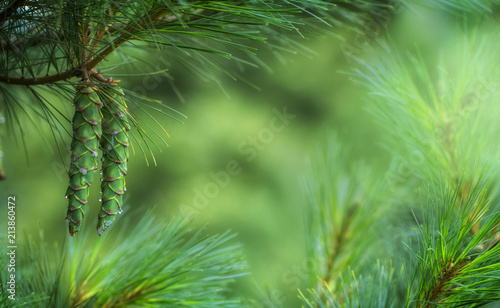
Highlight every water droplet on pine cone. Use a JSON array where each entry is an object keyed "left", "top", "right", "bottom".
[
  {"left": 97, "top": 226, "right": 104, "bottom": 236},
  {"left": 98, "top": 197, "right": 102, "bottom": 202},
  {"left": 99, "top": 170, "right": 103, "bottom": 175},
  {"left": 79, "top": 168, "right": 88, "bottom": 175}
]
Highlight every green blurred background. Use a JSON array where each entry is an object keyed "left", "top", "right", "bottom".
[{"left": 0, "top": 4, "right": 487, "bottom": 307}]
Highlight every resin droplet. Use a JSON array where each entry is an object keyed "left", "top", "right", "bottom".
[
  {"left": 79, "top": 168, "right": 87, "bottom": 175},
  {"left": 97, "top": 226, "right": 105, "bottom": 236},
  {"left": 99, "top": 170, "right": 103, "bottom": 175}
]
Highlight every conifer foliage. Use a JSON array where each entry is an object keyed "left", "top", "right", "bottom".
[
  {"left": 297, "top": 2, "right": 500, "bottom": 307},
  {"left": 0, "top": 0, "right": 392, "bottom": 236},
  {"left": 2, "top": 0, "right": 500, "bottom": 307}
]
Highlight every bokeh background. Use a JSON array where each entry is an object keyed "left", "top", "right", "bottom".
[{"left": 0, "top": 4, "right": 493, "bottom": 307}]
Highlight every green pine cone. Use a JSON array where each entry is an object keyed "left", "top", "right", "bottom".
[
  {"left": 97, "top": 85, "right": 129, "bottom": 236},
  {"left": 65, "top": 84, "right": 102, "bottom": 236}
]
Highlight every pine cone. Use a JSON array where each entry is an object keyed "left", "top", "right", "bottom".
[
  {"left": 65, "top": 84, "right": 102, "bottom": 236},
  {"left": 98, "top": 85, "right": 129, "bottom": 236}
]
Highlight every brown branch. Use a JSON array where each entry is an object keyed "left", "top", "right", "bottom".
[
  {"left": 419, "top": 259, "right": 468, "bottom": 308},
  {"left": 322, "top": 201, "right": 359, "bottom": 287},
  {"left": 0, "top": 0, "right": 26, "bottom": 25},
  {"left": 0, "top": 69, "right": 74, "bottom": 85},
  {"left": 313, "top": 200, "right": 360, "bottom": 308}
]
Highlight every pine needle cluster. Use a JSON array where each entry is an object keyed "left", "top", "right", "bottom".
[{"left": 1, "top": 212, "right": 247, "bottom": 307}]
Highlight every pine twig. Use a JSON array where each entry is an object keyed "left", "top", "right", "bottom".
[{"left": 420, "top": 259, "right": 468, "bottom": 308}]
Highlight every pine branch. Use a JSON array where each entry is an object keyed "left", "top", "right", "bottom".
[
  {"left": 1, "top": 212, "right": 247, "bottom": 307},
  {"left": 322, "top": 201, "right": 357, "bottom": 287},
  {"left": 420, "top": 259, "right": 468, "bottom": 308},
  {"left": 0, "top": 1, "right": 393, "bottom": 86},
  {"left": 298, "top": 135, "right": 405, "bottom": 307},
  {"left": 0, "top": 69, "right": 74, "bottom": 85},
  {"left": 406, "top": 170, "right": 500, "bottom": 306}
]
